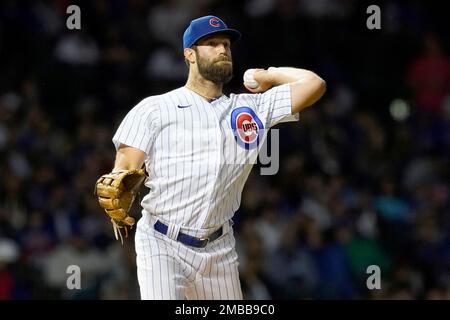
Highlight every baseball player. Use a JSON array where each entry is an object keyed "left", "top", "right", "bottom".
[{"left": 95, "top": 15, "right": 326, "bottom": 300}]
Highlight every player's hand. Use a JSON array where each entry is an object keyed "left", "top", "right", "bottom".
[{"left": 244, "top": 68, "right": 275, "bottom": 93}]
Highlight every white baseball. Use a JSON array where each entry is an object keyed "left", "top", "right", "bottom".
[{"left": 243, "top": 69, "right": 259, "bottom": 89}]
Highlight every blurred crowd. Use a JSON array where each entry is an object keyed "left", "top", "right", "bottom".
[{"left": 0, "top": 0, "right": 449, "bottom": 300}]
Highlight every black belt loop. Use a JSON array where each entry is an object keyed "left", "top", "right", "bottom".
[{"left": 153, "top": 220, "right": 223, "bottom": 248}]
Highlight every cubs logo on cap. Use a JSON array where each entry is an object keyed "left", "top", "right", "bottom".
[
  {"left": 231, "top": 107, "right": 264, "bottom": 150},
  {"left": 183, "top": 15, "right": 241, "bottom": 49},
  {"left": 209, "top": 18, "right": 221, "bottom": 27}
]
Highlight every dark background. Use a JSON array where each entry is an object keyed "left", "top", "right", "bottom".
[{"left": 0, "top": 0, "right": 449, "bottom": 299}]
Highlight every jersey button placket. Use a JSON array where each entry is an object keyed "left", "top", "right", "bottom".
[{"left": 201, "top": 101, "right": 224, "bottom": 227}]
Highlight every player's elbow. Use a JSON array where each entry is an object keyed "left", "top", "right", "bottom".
[
  {"left": 291, "top": 74, "right": 326, "bottom": 113},
  {"left": 315, "top": 76, "right": 327, "bottom": 101},
  {"left": 306, "top": 74, "right": 326, "bottom": 105}
]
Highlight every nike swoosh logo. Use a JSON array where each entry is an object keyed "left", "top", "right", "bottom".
[{"left": 177, "top": 105, "right": 191, "bottom": 108}]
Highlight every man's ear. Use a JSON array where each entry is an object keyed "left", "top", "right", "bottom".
[{"left": 184, "top": 48, "right": 196, "bottom": 64}]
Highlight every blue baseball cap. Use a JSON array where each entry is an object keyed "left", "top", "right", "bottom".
[{"left": 183, "top": 15, "right": 241, "bottom": 49}]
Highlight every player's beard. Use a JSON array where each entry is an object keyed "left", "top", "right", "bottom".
[{"left": 196, "top": 53, "right": 233, "bottom": 84}]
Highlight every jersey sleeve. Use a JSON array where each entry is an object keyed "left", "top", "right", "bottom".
[
  {"left": 254, "top": 83, "right": 299, "bottom": 128},
  {"left": 112, "top": 98, "right": 160, "bottom": 156}
]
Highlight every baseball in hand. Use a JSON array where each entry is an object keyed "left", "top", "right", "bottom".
[{"left": 243, "top": 69, "right": 260, "bottom": 89}]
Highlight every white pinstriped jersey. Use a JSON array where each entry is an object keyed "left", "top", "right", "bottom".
[{"left": 113, "top": 84, "right": 298, "bottom": 230}]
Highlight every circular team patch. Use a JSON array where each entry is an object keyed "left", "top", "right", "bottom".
[
  {"left": 209, "top": 18, "right": 220, "bottom": 27},
  {"left": 231, "top": 107, "right": 264, "bottom": 150}
]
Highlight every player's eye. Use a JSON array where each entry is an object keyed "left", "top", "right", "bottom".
[{"left": 204, "top": 40, "right": 230, "bottom": 49}]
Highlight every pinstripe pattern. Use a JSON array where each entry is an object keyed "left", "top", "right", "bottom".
[{"left": 114, "top": 84, "right": 297, "bottom": 299}]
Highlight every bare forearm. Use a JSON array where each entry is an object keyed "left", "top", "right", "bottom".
[
  {"left": 113, "top": 144, "right": 146, "bottom": 171},
  {"left": 254, "top": 66, "right": 326, "bottom": 113},
  {"left": 277, "top": 67, "right": 326, "bottom": 112},
  {"left": 266, "top": 67, "right": 319, "bottom": 85}
]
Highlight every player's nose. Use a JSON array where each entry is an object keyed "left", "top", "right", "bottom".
[{"left": 216, "top": 43, "right": 229, "bottom": 54}]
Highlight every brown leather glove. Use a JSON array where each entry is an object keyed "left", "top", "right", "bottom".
[{"left": 94, "top": 169, "right": 146, "bottom": 243}]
